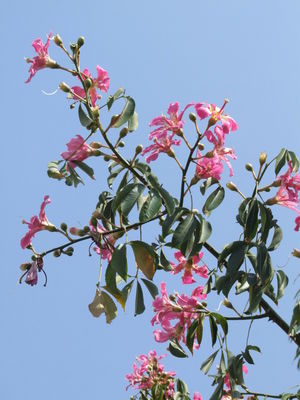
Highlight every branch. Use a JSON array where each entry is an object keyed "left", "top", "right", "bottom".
[{"left": 203, "top": 242, "right": 300, "bottom": 347}]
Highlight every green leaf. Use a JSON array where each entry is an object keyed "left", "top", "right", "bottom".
[
  {"left": 203, "top": 187, "right": 225, "bottom": 216},
  {"left": 275, "top": 148, "right": 287, "bottom": 175},
  {"left": 72, "top": 161, "right": 94, "bottom": 179},
  {"left": 172, "top": 213, "right": 196, "bottom": 247},
  {"left": 78, "top": 104, "right": 93, "bottom": 127},
  {"left": 131, "top": 241, "right": 158, "bottom": 280},
  {"left": 276, "top": 270, "right": 289, "bottom": 300},
  {"left": 141, "top": 278, "right": 158, "bottom": 299},
  {"left": 236, "top": 198, "right": 251, "bottom": 227},
  {"left": 245, "top": 199, "right": 259, "bottom": 241},
  {"left": 109, "top": 244, "right": 127, "bottom": 281},
  {"left": 246, "top": 286, "right": 264, "bottom": 314},
  {"left": 168, "top": 340, "right": 188, "bottom": 358},
  {"left": 128, "top": 111, "right": 139, "bottom": 132},
  {"left": 160, "top": 250, "right": 172, "bottom": 271},
  {"left": 199, "top": 216, "right": 212, "bottom": 243},
  {"left": 112, "top": 97, "right": 135, "bottom": 128},
  {"left": 134, "top": 281, "right": 145, "bottom": 316},
  {"left": 218, "top": 241, "right": 245, "bottom": 266},
  {"left": 88, "top": 290, "right": 117, "bottom": 324},
  {"left": 209, "top": 379, "right": 224, "bottom": 400},
  {"left": 200, "top": 177, "right": 219, "bottom": 195},
  {"left": 186, "top": 319, "right": 199, "bottom": 354},
  {"left": 209, "top": 315, "right": 218, "bottom": 346},
  {"left": 210, "top": 313, "right": 228, "bottom": 336},
  {"left": 288, "top": 150, "right": 300, "bottom": 172},
  {"left": 107, "top": 87, "right": 124, "bottom": 110},
  {"left": 121, "top": 280, "right": 134, "bottom": 304},
  {"left": 112, "top": 183, "right": 145, "bottom": 216},
  {"left": 161, "top": 208, "right": 186, "bottom": 238},
  {"left": 139, "top": 189, "right": 162, "bottom": 222},
  {"left": 268, "top": 225, "right": 283, "bottom": 251},
  {"left": 176, "top": 379, "right": 189, "bottom": 394},
  {"left": 157, "top": 186, "right": 175, "bottom": 215},
  {"left": 226, "top": 244, "right": 248, "bottom": 276},
  {"left": 200, "top": 350, "right": 219, "bottom": 374}
]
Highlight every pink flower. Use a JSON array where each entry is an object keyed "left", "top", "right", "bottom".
[
  {"left": 149, "top": 102, "right": 193, "bottom": 140},
  {"left": 142, "top": 131, "right": 181, "bottom": 163},
  {"left": 268, "top": 162, "right": 300, "bottom": 215},
  {"left": 25, "top": 33, "right": 56, "bottom": 83},
  {"left": 193, "top": 393, "right": 203, "bottom": 400},
  {"left": 171, "top": 251, "right": 208, "bottom": 284},
  {"left": 61, "top": 135, "right": 94, "bottom": 169},
  {"left": 195, "top": 99, "right": 238, "bottom": 133},
  {"left": 126, "top": 350, "right": 176, "bottom": 398},
  {"left": 205, "top": 126, "right": 237, "bottom": 176},
  {"left": 72, "top": 66, "right": 110, "bottom": 106},
  {"left": 20, "top": 196, "right": 54, "bottom": 249},
  {"left": 195, "top": 150, "right": 224, "bottom": 181},
  {"left": 151, "top": 282, "right": 206, "bottom": 346},
  {"left": 90, "top": 223, "right": 116, "bottom": 262}
]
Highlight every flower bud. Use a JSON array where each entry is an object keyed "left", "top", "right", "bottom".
[
  {"left": 245, "top": 163, "right": 253, "bottom": 172},
  {"left": 292, "top": 248, "right": 300, "bottom": 258},
  {"left": 119, "top": 127, "right": 129, "bottom": 138},
  {"left": 65, "top": 247, "right": 74, "bottom": 256},
  {"left": 222, "top": 298, "right": 234, "bottom": 309},
  {"left": 92, "top": 150, "right": 102, "bottom": 157},
  {"left": 135, "top": 144, "right": 143, "bottom": 154},
  {"left": 103, "top": 155, "right": 111, "bottom": 162},
  {"left": 176, "top": 128, "right": 184, "bottom": 137},
  {"left": 60, "top": 222, "right": 68, "bottom": 231},
  {"left": 265, "top": 197, "right": 277, "bottom": 206},
  {"left": 90, "top": 141, "right": 102, "bottom": 149},
  {"left": 83, "top": 226, "right": 90, "bottom": 233},
  {"left": 59, "top": 82, "right": 71, "bottom": 93},
  {"left": 77, "top": 36, "right": 85, "bottom": 48},
  {"left": 69, "top": 227, "right": 81, "bottom": 236},
  {"left": 53, "top": 250, "right": 61, "bottom": 257},
  {"left": 90, "top": 216, "right": 97, "bottom": 228},
  {"left": 259, "top": 152, "right": 267, "bottom": 165},
  {"left": 198, "top": 143, "right": 205, "bottom": 151},
  {"left": 84, "top": 78, "right": 93, "bottom": 90},
  {"left": 118, "top": 141, "right": 125, "bottom": 148},
  {"left": 189, "top": 112, "right": 197, "bottom": 122},
  {"left": 70, "top": 43, "right": 78, "bottom": 52},
  {"left": 226, "top": 182, "right": 238, "bottom": 192},
  {"left": 20, "top": 262, "right": 31, "bottom": 271},
  {"left": 53, "top": 34, "right": 63, "bottom": 46}
]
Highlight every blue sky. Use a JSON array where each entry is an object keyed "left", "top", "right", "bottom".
[{"left": 1, "top": 1, "right": 300, "bottom": 399}]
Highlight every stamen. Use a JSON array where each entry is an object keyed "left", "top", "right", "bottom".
[{"left": 41, "top": 269, "right": 48, "bottom": 287}]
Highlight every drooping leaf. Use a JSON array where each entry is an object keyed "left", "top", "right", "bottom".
[
  {"left": 88, "top": 290, "right": 117, "bottom": 324},
  {"left": 112, "top": 97, "right": 135, "bottom": 128},
  {"left": 121, "top": 280, "right": 134, "bottom": 304},
  {"left": 275, "top": 148, "right": 287, "bottom": 175},
  {"left": 268, "top": 225, "right": 283, "bottom": 251},
  {"left": 276, "top": 270, "right": 289, "bottom": 300},
  {"left": 134, "top": 281, "right": 145, "bottom": 316},
  {"left": 245, "top": 199, "right": 259, "bottom": 241},
  {"left": 107, "top": 87, "right": 124, "bottom": 110},
  {"left": 131, "top": 241, "right": 158, "bottom": 280},
  {"left": 160, "top": 250, "right": 172, "bottom": 271},
  {"left": 209, "top": 379, "right": 224, "bottom": 400},
  {"left": 209, "top": 315, "right": 218, "bottom": 346},
  {"left": 200, "top": 350, "right": 219, "bottom": 374},
  {"left": 128, "top": 111, "right": 139, "bottom": 132},
  {"left": 157, "top": 186, "right": 176, "bottom": 215},
  {"left": 141, "top": 278, "right": 158, "bottom": 299},
  {"left": 78, "top": 104, "right": 93, "bottom": 127},
  {"left": 72, "top": 160, "right": 94, "bottom": 179},
  {"left": 200, "top": 177, "right": 219, "bottom": 195},
  {"left": 210, "top": 312, "right": 228, "bottom": 336},
  {"left": 172, "top": 213, "right": 196, "bottom": 247},
  {"left": 168, "top": 340, "right": 188, "bottom": 358},
  {"left": 109, "top": 244, "right": 127, "bottom": 281},
  {"left": 112, "top": 183, "right": 145, "bottom": 216}
]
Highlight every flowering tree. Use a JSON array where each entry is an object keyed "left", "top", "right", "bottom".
[{"left": 21, "top": 33, "right": 300, "bottom": 400}]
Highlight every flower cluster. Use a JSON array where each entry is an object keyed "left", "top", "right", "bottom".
[
  {"left": 20, "top": 195, "right": 55, "bottom": 249},
  {"left": 171, "top": 251, "right": 208, "bottom": 284},
  {"left": 72, "top": 66, "right": 110, "bottom": 106},
  {"left": 267, "top": 162, "right": 300, "bottom": 231},
  {"left": 125, "top": 350, "right": 176, "bottom": 398},
  {"left": 19, "top": 258, "right": 45, "bottom": 286},
  {"left": 142, "top": 102, "right": 192, "bottom": 163},
  {"left": 151, "top": 282, "right": 206, "bottom": 346}
]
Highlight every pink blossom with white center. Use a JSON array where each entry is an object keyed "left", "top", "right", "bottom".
[
  {"left": 149, "top": 102, "right": 193, "bottom": 140},
  {"left": 142, "top": 131, "right": 181, "bottom": 163},
  {"left": 195, "top": 150, "right": 224, "bottom": 181},
  {"left": 72, "top": 66, "right": 110, "bottom": 106},
  {"left": 205, "top": 126, "right": 237, "bottom": 176},
  {"left": 194, "top": 99, "right": 238, "bottom": 133},
  {"left": 20, "top": 195, "right": 54, "bottom": 249},
  {"left": 151, "top": 282, "right": 206, "bottom": 346},
  {"left": 25, "top": 33, "right": 56, "bottom": 83},
  {"left": 171, "top": 251, "right": 208, "bottom": 284},
  {"left": 89, "top": 223, "right": 116, "bottom": 262},
  {"left": 125, "top": 350, "right": 176, "bottom": 398},
  {"left": 61, "top": 134, "right": 94, "bottom": 170}
]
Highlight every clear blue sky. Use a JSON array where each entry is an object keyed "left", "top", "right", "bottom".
[{"left": 1, "top": 1, "right": 300, "bottom": 399}]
